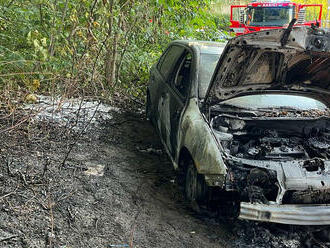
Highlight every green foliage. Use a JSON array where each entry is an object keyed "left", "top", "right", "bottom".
[{"left": 0, "top": 0, "right": 227, "bottom": 103}]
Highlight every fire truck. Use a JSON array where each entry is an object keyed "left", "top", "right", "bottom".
[{"left": 230, "top": 0, "right": 323, "bottom": 36}]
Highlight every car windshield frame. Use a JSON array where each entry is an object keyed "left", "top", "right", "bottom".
[{"left": 198, "top": 53, "right": 222, "bottom": 99}]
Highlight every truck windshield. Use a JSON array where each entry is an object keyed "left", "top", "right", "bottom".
[{"left": 247, "top": 6, "right": 294, "bottom": 27}]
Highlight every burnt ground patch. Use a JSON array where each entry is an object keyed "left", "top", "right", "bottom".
[{"left": 0, "top": 101, "right": 329, "bottom": 248}]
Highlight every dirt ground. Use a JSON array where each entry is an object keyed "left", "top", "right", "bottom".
[{"left": 1, "top": 97, "right": 330, "bottom": 248}]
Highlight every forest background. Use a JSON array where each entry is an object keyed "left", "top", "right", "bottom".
[{"left": 0, "top": 0, "right": 329, "bottom": 108}]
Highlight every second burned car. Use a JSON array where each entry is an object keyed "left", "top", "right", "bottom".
[{"left": 147, "top": 26, "right": 330, "bottom": 225}]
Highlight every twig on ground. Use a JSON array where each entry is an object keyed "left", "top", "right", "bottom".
[
  {"left": 67, "top": 206, "right": 75, "bottom": 222},
  {"left": 0, "top": 235, "right": 18, "bottom": 243},
  {"left": 6, "top": 157, "right": 13, "bottom": 176},
  {"left": 129, "top": 176, "right": 147, "bottom": 248},
  {"left": 0, "top": 115, "right": 30, "bottom": 134},
  {"left": 129, "top": 96, "right": 144, "bottom": 107},
  {"left": 56, "top": 190, "right": 76, "bottom": 203},
  {"left": 129, "top": 213, "right": 138, "bottom": 248},
  {"left": 47, "top": 194, "right": 55, "bottom": 247},
  {"left": 0, "top": 72, "right": 53, "bottom": 77},
  {"left": 61, "top": 101, "right": 101, "bottom": 167},
  {"left": 74, "top": 96, "right": 85, "bottom": 127},
  {"left": 0, "top": 191, "right": 16, "bottom": 201},
  {"left": 0, "top": 107, "right": 45, "bottom": 134},
  {"left": 18, "top": 171, "right": 28, "bottom": 186}
]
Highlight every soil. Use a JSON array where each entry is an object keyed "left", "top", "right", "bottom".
[{"left": 1, "top": 96, "right": 330, "bottom": 248}]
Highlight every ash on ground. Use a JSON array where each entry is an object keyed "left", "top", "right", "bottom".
[{"left": 24, "top": 95, "right": 119, "bottom": 130}]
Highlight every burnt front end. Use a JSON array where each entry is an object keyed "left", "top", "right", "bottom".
[{"left": 211, "top": 109, "right": 330, "bottom": 225}]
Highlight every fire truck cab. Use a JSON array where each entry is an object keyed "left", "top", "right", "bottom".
[{"left": 230, "top": 0, "right": 323, "bottom": 36}]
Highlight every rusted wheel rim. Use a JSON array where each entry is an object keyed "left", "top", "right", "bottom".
[{"left": 185, "top": 163, "right": 198, "bottom": 202}]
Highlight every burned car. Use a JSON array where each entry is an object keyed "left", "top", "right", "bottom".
[{"left": 146, "top": 26, "right": 330, "bottom": 225}]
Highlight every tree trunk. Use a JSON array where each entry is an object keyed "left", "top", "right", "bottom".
[{"left": 105, "top": 0, "right": 114, "bottom": 85}]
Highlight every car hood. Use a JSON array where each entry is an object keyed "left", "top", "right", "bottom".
[{"left": 204, "top": 27, "right": 330, "bottom": 107}]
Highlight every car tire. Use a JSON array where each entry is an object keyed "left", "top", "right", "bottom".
[
  {"left": 146, "top": 92, "right": 152, "bottom": 121},
  {"left": 184, "top": 159, "right": 207, "bottom": 212}
]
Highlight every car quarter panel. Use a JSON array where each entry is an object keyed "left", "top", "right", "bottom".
[{"left": 177, "top": 98, "right": 227, "bottom": 186}]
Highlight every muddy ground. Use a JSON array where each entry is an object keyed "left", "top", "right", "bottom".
[{"left": 0, "top": 97, "right": 330, "bottom": 248}]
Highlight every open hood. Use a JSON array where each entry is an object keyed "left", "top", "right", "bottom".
[{"left": 205, "top": 27, "right": 330, "bottom": 107}]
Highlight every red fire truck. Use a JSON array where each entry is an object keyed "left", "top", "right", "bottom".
[{"left": 230, "top": 0, "right": 323, "bottom": 36}]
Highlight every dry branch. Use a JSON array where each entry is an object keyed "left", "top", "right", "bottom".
[{"left": 0, "top": 235, "right": 18, "bottom": 243}]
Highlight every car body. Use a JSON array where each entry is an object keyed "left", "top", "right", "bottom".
[{"left": 147, "top": 26, "right": 330, "bottom": 225}]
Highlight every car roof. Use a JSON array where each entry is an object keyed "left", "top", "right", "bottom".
[{"left": 172, "top": 40, "right": 227, "bottom": 55}]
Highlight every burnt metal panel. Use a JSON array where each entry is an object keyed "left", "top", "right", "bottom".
[
  {"left": 177, "top": 99, "right": 227, "bottom": 185},
  {"left": 240, "top": 202, "right": 330, "bottom": 225}
]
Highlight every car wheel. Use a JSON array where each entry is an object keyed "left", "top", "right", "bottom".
[
  {"left": 146, "top": 92, "right": 152, "bottom": 121},
  {"left": 185, "top": 160, "right": 207, "bottom": 211}
]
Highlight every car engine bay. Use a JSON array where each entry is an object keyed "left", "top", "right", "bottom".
[{"left": 211, "top": 107, "right": 330, "bottom": 206}]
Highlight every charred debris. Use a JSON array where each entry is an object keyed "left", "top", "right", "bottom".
[{"left": 211, "top": 107, "right": 330, "bottom": 206}]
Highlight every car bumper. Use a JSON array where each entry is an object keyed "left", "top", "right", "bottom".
[{"left": 239, "top": 202, "right": 330, "bottom": 225}]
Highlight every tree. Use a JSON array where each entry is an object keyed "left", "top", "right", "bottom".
[{"left": 0, "top": 0, "right": 226, "bottom": 102}]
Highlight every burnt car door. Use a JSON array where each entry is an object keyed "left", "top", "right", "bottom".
[
  {"left": 154, "top": 45, "right": 185, "bottom": 150},
  {"left": 167, "top": 49, "right": 194, "bottom": 157}
]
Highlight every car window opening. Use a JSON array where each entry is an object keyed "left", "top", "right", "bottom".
[{"left": 175, "top": 53, "right": 192, "bottom": 97}]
